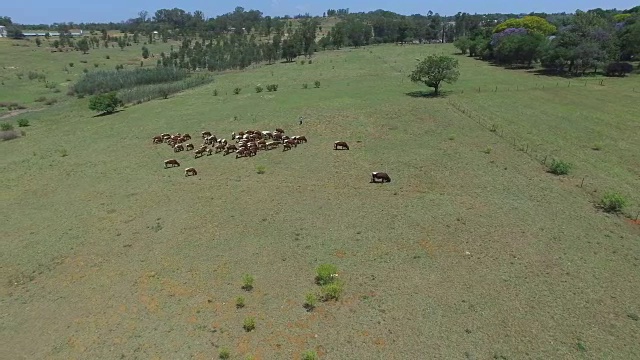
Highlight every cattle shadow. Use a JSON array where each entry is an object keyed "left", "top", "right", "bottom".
[
  {"left": 92, "top": 110, "right": 123, "bottom": 118},
  {"left": 405, "top": 90, "right": 450, "bottom": 98}
]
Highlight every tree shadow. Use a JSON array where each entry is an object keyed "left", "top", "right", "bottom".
[
  {"left": 405, "top": 90, "right": 450, "bottom": 98},
  {"left": 92, "top": 110, "right": 123, "bottom": 118},
  {"left": 527, "top": 68, "right": 591, "bottom": 78}
]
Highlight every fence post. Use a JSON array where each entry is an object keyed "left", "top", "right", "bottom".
[
  {"left": 543, "top": 155, "right": 547, "bottom": 165},
  {"left": 580, "top": 177, "right": 585, "bottom": 188}
]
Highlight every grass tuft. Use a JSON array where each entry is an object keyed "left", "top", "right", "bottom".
[
  {"left": 315, "top": 264, "right": 338, "bottom": 285},
  {"left": 242, "top": 274, "right": 254, "bottom": 291},
  {"left": 243, "top": 317, "right": 256, "bottom": 332},
  {"left": 236, "top": 296, "right": 245, "bottom": 309},
  {"left": 301, "top": 350, "right": 319, "bottom": 360},
  {"left": 548, "top": 159, "right": 571, "bottom": 175},
  {"left": 600, "top": 192, "right": 627, "bottom": 213}
]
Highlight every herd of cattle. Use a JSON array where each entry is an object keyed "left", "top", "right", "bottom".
[{"left": 153, "top": 128, "right": 391, "bottom": 183}]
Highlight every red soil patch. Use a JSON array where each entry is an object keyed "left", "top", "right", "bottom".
[
  {"left": 627, "top": 218, "right": 640, "bottom": 226},
  {"left": 335, "top": 250, "right": 346, "bottom": 258}
]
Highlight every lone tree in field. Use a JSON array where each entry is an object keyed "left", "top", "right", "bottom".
[
  {"left": 88, "top": 92, "right": 123, "bottom": 115},
  {"left": 409, "top": 55, "right": 460, "bottom": 96},
  {"left": 77, "top": 38, "right": 90, "bottom": 54},
  {"left": 141, "top": 46, "right": 150, "bottom": 59}
]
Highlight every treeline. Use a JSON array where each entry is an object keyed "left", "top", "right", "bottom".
[{"left": 453, "top": 7, "right": 640, "bottom": 76}]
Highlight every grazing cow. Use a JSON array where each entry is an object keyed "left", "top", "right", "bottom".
[
  {"left": 185, "top": 167, "right": 197, "bottom": 177},
  {"left": 235, "top": 148, "right": 249, "bottom": 158},
  {"left": 164, "top": 159, "right": 180, "bottom": 168},
  {"left": 224, "top": 144, "right": 238, "bottom": 156},
  {"left": 262, "top": 131, "right": 273, "bottom": 139},
  {"left": 296, "top": 135, "right": 308, "bottom": 143},
  {"left": 275, "top": 128, "right": 285, "bottom": 134},
  {"left": 206, "top": 147, "right": 213, "bottom": 156},
  {"left": 284, "top": 139, "right": 297, "bottom": 148},
  {"left": 194, "top": 147, "right": 207, "bottom": 158},
  {"left": 202, "top": 131, "right": 211, "bottom": 139},
  {"left": 214, "top": 143, "right": 226, "bottom": 153},
  {"left": 283, "top": 143, "right": 292, "bottom": 151},
  {"left": 185, "top": 143, "right": 194, "bottom": 151},
  {"left": 153, "top": 135, "right": 163, "bottom": 144},
  {"left": 183, "top": 134, "right": 192, "bottom": 140},
  {"left": 371, "top": 172, "right": 391, "bottom": 183},
  {"left": 174, "top": 144, "right": 184, "bottom": 152},
  {"left": 161, "top": 133, "right": 171, "bottom": 141},
  {"left": 334, "top": 141, "right": 349, "bottom": 150},
  {"left": 273, "top": 132, "right": 283, "bottom": 141},
  {"left": 266, "top": 141, "right": 279, "bottom": 150}
]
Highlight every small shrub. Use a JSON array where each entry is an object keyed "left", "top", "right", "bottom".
[
  {"left": 17, "top": 119, "right": 29, "bottom": 127},
  {"left": 0, "top": 130, "right": 20, "bottom": 141},
  {"left": 266, "top": 84, "right": 279, "bottom": 92},
  {"left": 301, "top": 350, "right": 319, "bottom": 360},
  {"left": 600, "top": 192, "right": 627, "bottom": 213},
  {"left": 321, "top": 280, "right": 344, "bottom": 301},
  {"left": 34, "top": 96, "right": 47, "bottom": 102},
  {"left": 592, "top": 142, "right": 603, "bottom": 151},
  {"left": 314, "top": 80, "right": 320, "bottom": 88},
  {"left": 80, "top": 60, "right": 88, "bottom": 64},
  {"left": 52, "top": 88, "right": 61, "bottom": 93},
  {"left": 1, "top": 123, "right": 15, "bottom": 131},
  {"left": 242, "top": 274, "right": 254, "bottom": 291},
  {"left": 140, "top": 61, "right": 144, "bottom": 67},
  {"left": 483, "top": 146, "right": 492, "bottom": 154},
  {"left": 315, "top": 264, "right": 338, "bottom": 285},
  {"left": 255, "top": 85, "right": 263, "bottom": 93},
  {"left": 213, "top": 89, "right": 218, "bottom": 96},
  {"left": 45, "top": 98, "right": 58, "bottom": 105},
  {"left": 89, "top": 92, "right": 123, "bottom": 114},
  {"left": 256, "top": 165, "right": 266, "bottom": 174},
  {"left": 548, "top": 159, "right": 571, "bottom": 175},
  {"left": 448, "top": 134, "right": 455, "bottom": 140},
  {"left": 308, "top": 59, "right": 313, "bottom": 64},
  {"left": 83, "top": 68, "right": 89, "bottom": 74},
  {"left": 300, "top": 60, "right": 306, "bottom": 65},
  {"left": 243, "top": 317, "right": 256, "bottom": 332},
  {"left": 68, "top": 62, "right": 74, "bottom": 67},
  {"left": 489, "top": 124, "right": 498, "bottom": 132},
  {"left": 302, "top": 83, "right": 308, "bottom": 89},
  {"left": 233, "top": 87, "right": 241, "bottom": 95},
  {"left": 219, "top": 348, "right": 230, "bottom": 359},
  {"left": 94, "top": 63, "right": 99, "bottom": 68},
  {"left": 57, "top": 148, "right": 68, "bottom": 157},
  {"left": 605, "top": 62, "right": 633, "bottom": 77},
  {"left": 76, "top": 94, "right": 85, "bottom": 99},
  {"left": 236, "top": 296, "right": 245, "bottom": 309},
  {"left": 45, "top": 81, "right": 57, "bottom": 89},
  {"left": 303, "top": 293, "right": 317, "bottom": 311},
  {"left": 105, "top": 55, "right": 110, "bottom": 59}
]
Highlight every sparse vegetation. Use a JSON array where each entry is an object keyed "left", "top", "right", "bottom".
[
  {"left": 243, "top": 317, "right": 256, "bottom": 332},
  {"left": 266, "top": 84, "right": 278, "bottom": 92},
  {"left": 302, "top": 83, "right": 309, "bottom": 89},
  {"left": 236, "top": 296, "right": 245, "bottom": 309},
  {"left": 314, "top": 80, "right": 321, "bottom": 88},
  {"left": 242, "top": 274, "right": 254, "bottom": 291},
  {"left": 255, "top": 85, "right": 263, "bottom": 93},
  {"left": 301, "top": 349, "right": 319, "bottom": 360},
  {"left": 321, "top": 280, "right": 344, "bottom": 301},
  {"left": 0, "top": 130, "right": 20, "bottom": 141},
  {"left": 213, "top": 89, "right": 218, "bottom": 96},
  {"left": 483, "top": 146, "right": 492, "bottom": 154},
  {"left": 17, "top": 119, "right": 29, "bottom": 127},
  {"left": 600, "top": 192, "right": 628, "bottom": 213},
  {"left": 1, "top": 123, "right": 15, "bottom": 131},
  {"left": 548, "top": 159, "right": 572, "bottom": 175},
  {"left": 116, "top": 75, "right": 214, "bottom": 104},
  {"left": 303, "top": 293, "right": 317, "bottom": 311},
  {"left": 34, "top": 96, "right": 47, "bottom": 102},
  {"left": 73, "top": 67, "right": 189, "bottom": 96},
  {"left": 219, "top": 348, "right": 230, "bottom": 359},
  {"left": 233, "top": 87, "right": 242, "bottom": 95},
  {"left": 315, "top": 264, "right": 338, "bottom": 285},
  {"left": 256, "top": 165, "right": 266, "bottom": 174}
]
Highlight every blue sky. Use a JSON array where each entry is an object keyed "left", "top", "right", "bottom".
[{"left": 5, "top": 0, "right": 639, "bottom": 24}]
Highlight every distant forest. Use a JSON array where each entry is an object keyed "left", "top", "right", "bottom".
[{"left": 2, "top": 6, "right": 638, "bottom": 76}]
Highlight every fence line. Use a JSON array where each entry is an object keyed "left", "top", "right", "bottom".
[{"left": 446, "top": 99, "right": 638, "bottom": 218}]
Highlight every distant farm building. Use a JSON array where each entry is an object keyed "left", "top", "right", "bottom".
[
  {"left": 22, "top": 29, "right": 84, "bottom": 37},
  {"left": 0, "top": 26, "right": 6, "bottom": 37}
]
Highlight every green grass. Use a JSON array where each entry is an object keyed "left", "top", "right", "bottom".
[{"left": 1, "top": 42, "right": 639, "bottom": 359}]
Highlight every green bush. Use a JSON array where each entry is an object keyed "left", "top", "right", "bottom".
[
  {"left": 88, "top": 92, "right": 123, "bottom": 114},
  {"left": 592, "top": 142, "right": 603, "bottom": 151},
  {"left": 549, "top": 159, "right": 571, "bottom": 175},
  {"left": 1, "top": 123, "right": 15, "bottom": 131},
  {"left": 302, "top": 83, "right": 309, "bottom": 89},
  {"left": 94, "top": 63, "right": 99, "bottom": 68},
  {"left": 80, "top": 60, "right": 88, "bottom": 64},
  {"left": 600, "top": 192, "right": 627, "bottom": 213},
  {"left": 266, "top": 84, "right": 279, "bottom": 92},
  {"left": 34, "top": 96, "right": 47, "bottom": 102},
  {"left": 236, "top": 296, "right": 245, "bottom": 309},
  {"left": 219, "top": 348, "right": 230, "bottom": 359},
  {"left": 68, "top": 62, "right": 74, "bottom": 67},
  {"left": 315, "top": 264, "right": 338, "bottom": 285},
  {"left": 314, "top": 80, "right": 320, "bottom": 88},
  {"left": 483, "top": 146, "right": 492, "bottom": 154},
  {"left": 17, "top": 119, "right": 29, "bottom": 127},
  {"left": 308, "top": 59, "right": 313, "bottom": 64},
  {"left": 256, "top": 165, "right": 266, "bottom": 174},
  {"left": 255, "top": 85, "right": 263, "bottom": 93},
  {"left": 233, "top": 87, "right": 242, "bottom": 95},
  {"left": 105, "top": 55, "right": 110, "bottom": 59},
  {"left": 303, "top": 293, "right": 317, "bottom": 311},
  {"left": 83, "top": 68, "right": 89, "bottom": 74},
  {"left": 321, "top": 280, "right": 344, "bottom": 301},
  {"left": 242, "top": 274, "right": 254, "bottom": 291},
  {"left": 243, "top": 317, "right": 256, "bottom": 332},
  {"left": 301, "top": 350, "right": 319, "bottom": 360},
  {"left": 44, "top": 98, "right": 57, "bottom": 105},
  {"left": 213, "top": 89, "right": 218, "bottom": 96},
  {"left": 300, "top": 60, "right": 306, "bottom": 65}
]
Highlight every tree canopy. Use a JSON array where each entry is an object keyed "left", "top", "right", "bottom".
[
  {"left": 409, "top": 55, "right": 460, "bottom": 95},
  {"left": 494, "top": 16, "right": 557, "bottom": 35}
]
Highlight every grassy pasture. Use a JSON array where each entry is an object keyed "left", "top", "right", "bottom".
[{"left": 1, "top": 42, "right": 639, "bottom": 359}]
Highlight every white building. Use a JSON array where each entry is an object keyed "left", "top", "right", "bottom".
[{"left": 0, "top": 26, "right": 7, "bottom": 37}]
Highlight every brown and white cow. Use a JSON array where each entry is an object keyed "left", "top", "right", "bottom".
[
  {"left": 164, "top": 159, "right": 180, "bottom": 168},
  {"left": 185, "top": 167, "right": 198, "bottom": 176},
  {"left": 334, "top": 141, "right": 349, "bottom": 150}
]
